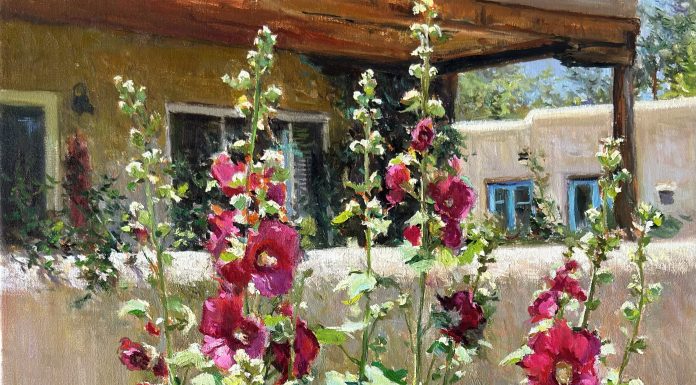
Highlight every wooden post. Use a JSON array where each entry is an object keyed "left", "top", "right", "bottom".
[
  {"left": 612, "top": 64, "right": 638, "bottom": 236},
  {"left": 433, "top": 72, "right": 460, "bottom": 123}
]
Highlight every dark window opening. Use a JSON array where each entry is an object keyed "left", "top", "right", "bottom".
[
  {"left": 487, "top": 181, "right": 533, "bottom": 232},
  {"left": 568, "top": 179, "right": 600, "bottom": 232},
  {"left": 1, "top": 104, "right": 46, "bottom": 243}
]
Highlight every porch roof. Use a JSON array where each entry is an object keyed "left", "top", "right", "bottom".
[{"left": 1, "top": 0, "right": 639, "bottom": 72}]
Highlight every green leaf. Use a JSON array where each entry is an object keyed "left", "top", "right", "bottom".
[
  {"left": 263, "top": 315, "right": 289, "bottom": 328},
  {"left": 370, "top": 362, "right": 407, "bottom": 385},
  {"left": 596, "top": 271, "right": 614, "bottom": 284},
  {"left": 167, "top": 343, "right": 214, "bottom": 370},
  {"left": 585, "top": 299, "right": 601, "bottom": 311},
  {"left": 459, "top": 240, "right": 483, "bottom": 265},
  {"left": 118, "top": 299, "right": 150, "bottom": 319},
  {"left": 335, "top": 272, "right": 377, "bottom": 304},
  {"left": 191, "top": 373, "right": 223, "bottom": 385},
  {"left": 621, "top": 301, "right": 640, "bottom": 323},
  {"left": 499, "top": 345, "right": 533, "bottom": 366},
  {"left": 314, "top": 327, "right": 348, "bottom": 345},
  {"left": 332, "top": 210, "right": 354, "bottom": 225}
]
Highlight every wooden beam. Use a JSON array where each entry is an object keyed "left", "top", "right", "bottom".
[
  {"left": 0, "top": 0, "right": 639, "bottom": 69},
  {"left": 612, "top": 64, "right": 638, "bottom": 236}
]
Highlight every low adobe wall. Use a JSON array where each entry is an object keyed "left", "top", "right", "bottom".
[{"left": 2, "top": 241, "right": 695, "bottom": 385}]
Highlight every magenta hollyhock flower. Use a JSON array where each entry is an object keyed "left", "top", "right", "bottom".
[
  {"left": 519, "top": 320, "right": 601, "bottom": 385},
  {"left": 528, "top": 290, "right": 561, "bottom": 323},
  {"left": 403, "top": 225, "right": 421, "bottom": 246},
  {"left": 442, "top": 220, "right": 463, "bottom": 249},
  {"left": 200, "top": 290, "right": 268, "bottom": 370},
  {"left": 206, "top": 210, "right": 240, "bottom": 258},
  {"left": 547, "top": 261, "right": 587, "bottom": 302},
  {"left": 428, "top": 176, "right": 476, "bottom": 221},
  {"left": 219, "top": 219, "right": 300, "bottom": 297},
  {"left": 211, "top": 153, "right": 247, "bottom": 197},
  {"left": 133, "top": 225, "right": 149, "bottom": 245},
  {"left": 144, "top": 321, "right": 160, "bottom": 337},
  {"left": 411, "top": 117, "right": 435, "bottom": 152},
  {"left": 152, "top": 354, "right": 168, "bottom": 378},
  {"left": 267, "top": 182, "right": 286, "bottom": 206},
  {"left": 118, "top": 337, "right": 150, "bottom": 371},
  {"left": 271, "top": 318, "right": 320, "bottom": 384},
  {"left": 386, "top": 164, "right": 411, "bottom": 204},
  {"left": 448, "top": 155, "right": 465, "bottom": 176},
  {"left": 436, "top": 290, "right": 485, "bottom": 345}
]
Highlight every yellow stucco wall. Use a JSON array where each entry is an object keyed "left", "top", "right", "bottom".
[{"left": 0, "top": 20, "right": 346, "bottom": 177}]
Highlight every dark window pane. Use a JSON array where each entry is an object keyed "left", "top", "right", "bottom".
[
  {"left": 223, "top": 117, "right": 247, "bottom": 148},
  {"left": 515, "top": 185, "right": 530, "bottom": 203},
  {"left": 574, "top": 183, "right": 594, "bottom": 229},
  {"left": 515, "top": 202, "right": 532, "bottom": 231},
  {"left": 170, "top": 112, "right": 221, "bottom": 167},
  {"left": 290, "top": 122, "right": 324, "bottom": 217},
  {"left": 1, "top": 104, "right": 46, "bottom": 242},
  {"left": 494, "top": 188, "right": 506, "bottom": 203}
]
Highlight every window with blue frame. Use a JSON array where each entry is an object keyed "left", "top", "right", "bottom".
[
  {"left": 568, "top": 178, "right": 601, "bottom": 231},
  {"left": 487, "top": 180, "right": 534, "bottom": 231}
]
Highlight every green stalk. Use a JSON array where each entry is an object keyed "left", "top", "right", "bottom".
[
  {"left": 617, "top": 249, "right": 647, "bottom": 382},
  {"left": 413, "top": 156, "right": 429, "bottom": 385},
  {"left": 143, "top": 165, "right": 176, "bottom": 384},
  {"left": 580, "top": 190, "right": 610, "bottom": 328},
  {"left": 441, "top": 350, "right": 454, "bottom": 385},
  {"left": 247, "top": 64, "right": 263, "bottom": 168},
  {"left": 359, "top": 123, "right": 374, "bottom": 382}
]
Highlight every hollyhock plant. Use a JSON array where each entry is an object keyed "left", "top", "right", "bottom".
[
  {"left": 505, "top": 139, "right": 666, "bottom": 385},
  {"left": 381, "top": 3, "right": 499, "bottom": 385},
  {"left": 411, "top": 117, "right": 435, "bottom": 152},
  {"left": 191, "top": 26, "right": 321, "bottom": 385},
  {"left": 436, "top": 290, "right": 485, "bottom": 346},
  {"left": 429, "top": 176, "right": 476, "bottom": 221},
  {"left": 528, "top": 290, "right": 561, "bottom": 323},
  {"left": 386, "top": 163, "right": 411, "bottom": 205},
  {"left": 118, "top": 337, "right": 151, "bottom": 371},
  {"left": 519, "top": 321, "right": 601, "bottom": 385},
  {"left": 199, "top": 290, "right": 268, "bottom": 370},
  {"left": 64, "top": 131, "right": 92, "bottom": 228},
  {"left": 219, "top": 219, "right": 300, "bottom": 297},
  {"left": 329, "top": 69, "right": 401, "bottom": 383},
  {"left": 404, "top": 225, "right": 422, "bottom": 246}
]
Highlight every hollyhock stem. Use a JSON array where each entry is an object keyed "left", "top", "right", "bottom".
[
  {"left": 581, "top": 194, "right": 610, "bottom": 328},
  {"left": 580, "top": 266, "right": 598, "bottom": 328},
  {"left": 618, "top": 245, "right": 647, "bottom": 382},
  {"left": 358, "top": 119, "right": 374, "bottom": 381},
  {"left": 413, "top": 156, "right": 430, "bottom": 385},
  {"left": 143, "top": 168, "right": 176, "bottom": 384},
  {"left": 441, "top": 349, "right": 454, "bottom": 385}
]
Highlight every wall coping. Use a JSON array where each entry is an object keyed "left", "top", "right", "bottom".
[{"left": 2, "top": 240, "right": 694, "bottom": 293}]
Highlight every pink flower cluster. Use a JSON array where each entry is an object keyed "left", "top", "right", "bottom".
[{"left": 200, "top": 153, "right": 319, "bottom": 378}]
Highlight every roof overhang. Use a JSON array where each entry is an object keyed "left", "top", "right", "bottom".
[{"left": 1, "top": 0, "right": 640, "bottom": 72}]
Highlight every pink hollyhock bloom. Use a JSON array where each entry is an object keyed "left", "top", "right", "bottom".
[
  {"left": 220, "top": 220, "right": 300, "bottom": 297},
  {"left": 442, "top": 220, "right": 463, "bottom": 249},
  {"left": 211, "top": 153, "right": 247, "bottom": 197},
  {"left": 386, "top": 164, "right": 411, "bottom": 204},
  {"left": 152, "top": 354, "right": 168, "bottom": 378},
  {"left": 448, "top": 155, "right": 465, "bottom": 176},
  {"left": 118, "top": 337, "right": 150, "bottom": 371},
  {"left": 436, "top": 290, "right": 485, "bottom": 345},
  {"left": 411, "top": 117, "right": 435, "bottom": 152},
  {"left": 428, "top": 176, "right": 476, "bottom": 221},
  {"left": 206, "top": 210, "right": 241, "bottom": 259},
  {"left": 403, "top": 225, "right": 421, "bottom": 246},
  {"left": 547, "top": 261, "right": 587, "bottom": 302},
  {"left": 200, "top": 290, "right": 268, "bottom": 370},
  {"left": 144, "top": 321, "right": 160, "bottom": 337},
  {"left": 271, "top": 318, "right": 320, "bottom": 384},
  {"left": 267, "top": 183, "right": 286, "bottom": 206},
  {"left": 519, "top": 321, "right": 601, "bottom": 385},
  {"left": 528, "top": 291, "right": 561, "bottom": 323}
]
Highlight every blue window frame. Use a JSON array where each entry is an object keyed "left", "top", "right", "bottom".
[
  {"left": 487, "top": 180, "right": 534, "bottom": 231},
  {"left": 568, "top": 179, "right": 601, "bottom": 231}
]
